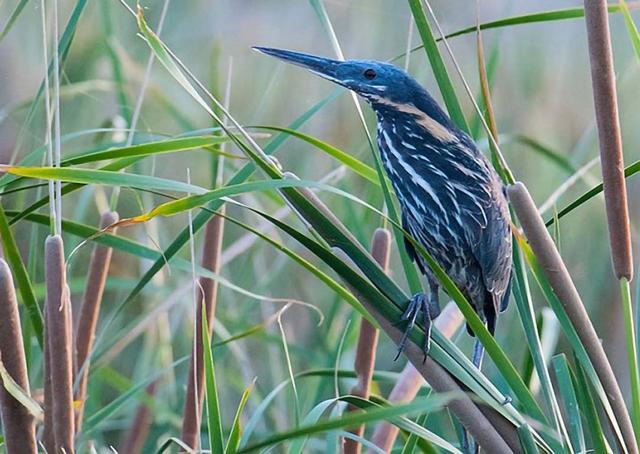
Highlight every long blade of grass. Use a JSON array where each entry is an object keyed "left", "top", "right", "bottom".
[
  {"left": 546, "top": 159, "right": 640, "bottom": 226},
  {"left": 0, "top": 0, "right": 30, "bottom": 43},
  {"left": 620, "top": 0, "right": 640, "bottom": 59},
  {"left": 250, "top": 126, "right": 379, "bottom": 185},
  {"left": 572, "top": 356, "right": 610, "bottom": 453},
  {"left": 389, "top": 3, "right": 640, "bottom": 63},
  {"left": 224, "top": 379, "right": 255, "bottom": 454},
  {"left": 407, "top": 0, "right": 469, "bottom": 133},
  {"left": 0, "top": 204, "right": 43, "bottom": 347},
  {"left": 202, "top": 310, "right": 224, "bottom": 454},
  {"left": 0, "top": 166, "right": 206, "bottom": 194},
  {"left": 238, "top": 394, "right": 457, "bottom": 454},
  {"left": 552, "top": 355, "right": 585, "bottom": 453}
]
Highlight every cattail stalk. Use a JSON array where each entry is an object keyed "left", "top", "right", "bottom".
[
  {"left": 181, "top": 209, "right": 225, "bottom": 449},
  {"left": 45, "top": 235, "right": 74, "bottom": 453},
  {"left": 74, "top": 211, "right": 119, "bottom": 431},
  {"left": 332, "top": 248, "right": 518, "bottom": 454},
  {"left": 119, "top": 382, "right": 158, "bottom": 454},
  {"left": 370, "top": 301, "right": 463, "bottom": 453},
  {"left": 0, "top": 259, "right": 37, "bottom": 453},
  {"left": 584, "top": 1, "right": 639, "bottom": 447},
  {"left": 508, "top": 181, "right": 637, "bottom": 454},
  {"left": 583, "top": 0, "right": 633, "bottom": 281},
  {"left": 42, "top": 312, "right": 54, "bottom": 452},
  {"left": 343, "top": 228, "right": 390, "bottom": 454}
]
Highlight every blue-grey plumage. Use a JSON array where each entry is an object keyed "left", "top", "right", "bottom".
[{"left": 254, "top": 47, "right": 512, "bottom": 363}]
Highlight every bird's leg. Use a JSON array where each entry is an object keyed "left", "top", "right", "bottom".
[{"left": 394, "top": 282, "right": 440, "bottom": 362}]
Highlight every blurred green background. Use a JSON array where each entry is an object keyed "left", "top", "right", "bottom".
[{"left": 1, "top": 0, "right": 639, "bottom": 451}]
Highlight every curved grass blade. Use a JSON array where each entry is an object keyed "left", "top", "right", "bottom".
[
  {"left": 64, "top": 135, "right": 246, "bottom": 166},
  {"left": 552, "top": 354, "right": 585, "bottom": 453},
  {"left": 391, "top": 4, "right": 636, "bottom": 63},
  {"left": 620, "top": 0, "right": 640, "bottom": 59},
  {"left": 224, "top": 379, "right": 255, "bottom": 454},
  {"left": 250, "top": 126, "right": 379, "bottom": 184},
  {"left": 514, "top": 136, "right": 577, "bottom": 175},
  {"left": 407, "top": 0, "right": 469, "bottom": 133},
  {"left": 0, "top": 166, "right": 206, "bottom": 194},
  {"left": 0, "top": 0, "right": 30, "bottom": 43},
  {"left": 512, "top": 245, "right": 566, "bottom": 440},
  {"left": 546, "top": 159, "right": 640, "bottom": 226},
  {"left": 202, "top": 312, "right": 224, "bottom": 454},
  {"left": 238, "top": 394, "right": 457, "bottom": 454},
  {"left": 0, "top": 205, "right": 43, "bottom": 347},
  {"left": 572, "top": 356, "right": 610, "bottom": 453}
]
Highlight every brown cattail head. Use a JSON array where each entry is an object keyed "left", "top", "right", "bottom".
[
  {"left": 344, "top": 228, "right": 390, "bottom": 454},
  {"left": 0, "top": 259, "right": 37, "bottom": 454},
  {"left": 45, "top": 235, "right": 75, "bottom": 453},
  {"left": 75, "top": 211, "right": 119, "bottom": 432},
  {"left": 583, "top": 0, "right": 633, "bottom": 280},
  {"left": 508, "top": 181, "right": 637, "bottom": 454},
  {"left": 181, "top": 209, "right": 226, "bottom": 450}
]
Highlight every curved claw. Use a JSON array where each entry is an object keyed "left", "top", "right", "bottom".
[{"left": 394, "top": 292, "right": 440, "bottom": 362}]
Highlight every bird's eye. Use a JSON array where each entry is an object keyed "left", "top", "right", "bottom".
[{"left": 363, "top": 68, "right": 377, "bottom": 80}]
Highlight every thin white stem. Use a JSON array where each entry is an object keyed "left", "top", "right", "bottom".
[
  {"left": 39, "top": 0, "right": 56, "bottom": 234},
  {"left": 404, "top": 17, "right": 414, "bottom": 72},
  {"left": 52, "top": 0, "right": 62, "bottom": 235},
  {"left": 111, "top": 0, "right": 171, "bottom": 207},
  {"left": 186, "top": 167, "right": 200, "bottom": 449},
  {"left": 217, "top": 58, "right": 233, "bottom": 188},
  {"left": 421, "top": 0, "right": 510, "bottom": 174}
]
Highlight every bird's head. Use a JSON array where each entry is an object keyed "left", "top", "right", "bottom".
[
  {"left": 253, "top": 47, "right": 458, "bottom": 141},
  {"left": 254, "top": 47, "right": 431, "bottom": 108}
]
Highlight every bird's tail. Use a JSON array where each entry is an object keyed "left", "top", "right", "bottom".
[{"left": 471, "top": 338, "right": 485, "bottom": 369}]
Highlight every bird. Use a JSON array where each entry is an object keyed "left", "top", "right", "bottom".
[{"left": 254, "top": 47, "right": 512, "bottom": 368}]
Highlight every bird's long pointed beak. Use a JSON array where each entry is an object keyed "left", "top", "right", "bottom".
[{"left": 253, "top": 47, "right": 342, "bottom": 84}]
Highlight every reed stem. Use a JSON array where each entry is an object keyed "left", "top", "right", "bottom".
[
  {"left": 508, "top": 181, "right": 637, "bottom": 454},
  {"left": 45, "top": 234, "right": 74, "bottom": 453},
  {"left": 181, "top": 209, "right": 225, "bottom": 450},
  {"left": 74, "top": 211, "right": 119, "bottom": 432},
  {"left": 0, "top": 259, "right": 37, "bottom": 453}
]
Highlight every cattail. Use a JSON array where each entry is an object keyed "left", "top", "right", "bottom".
[
  {"left": 343, "top": 228, "right": 390, "bottom": 454},
  {"left": 44, "top": 235, "right": 74, "bottom": 453},
  {"left": 508, "top": 181, "right": 636, "bottom": 454},
  {"left": 74, "top": 211, "right": 118, "bottom": 431},
  {"left": 181, "top": 209, "right": 225, "bottom": 449},
  {"left": 119, "top": 382, "right": 157, "bottom": 454},
  {"left": 583, "top": 0, "right": 633, "bottom": 280},
  {"left": 42, "top": 313, "right": 54, "bottom": 453},
  {"left": 370, "top": 301, "right": 462, "bottom": 453},
  {"left": 0, "top": 259, "right": 37, "bottom": 453},
  {"left": 331, "top": 248, "right": 517, "bottom": 453}
]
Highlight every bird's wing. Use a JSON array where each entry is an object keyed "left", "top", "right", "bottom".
[
  {"left": 401, "top": 212, "right": 427, "bottom": 275},
  {"left": 472, "top": 188, "right": 512, "bottom": 313}
]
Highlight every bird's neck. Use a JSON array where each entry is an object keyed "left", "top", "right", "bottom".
[{"left": 370, "top": 92, "right": 459, "bottom": 144}]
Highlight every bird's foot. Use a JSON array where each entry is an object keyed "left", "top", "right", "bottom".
[{"left": 394, "top": 292, "right": 440, "bottom": 362}]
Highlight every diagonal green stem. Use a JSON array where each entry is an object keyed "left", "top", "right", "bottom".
[{"left": 621, "top": 277, "right": 640, "bottom": 445}]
